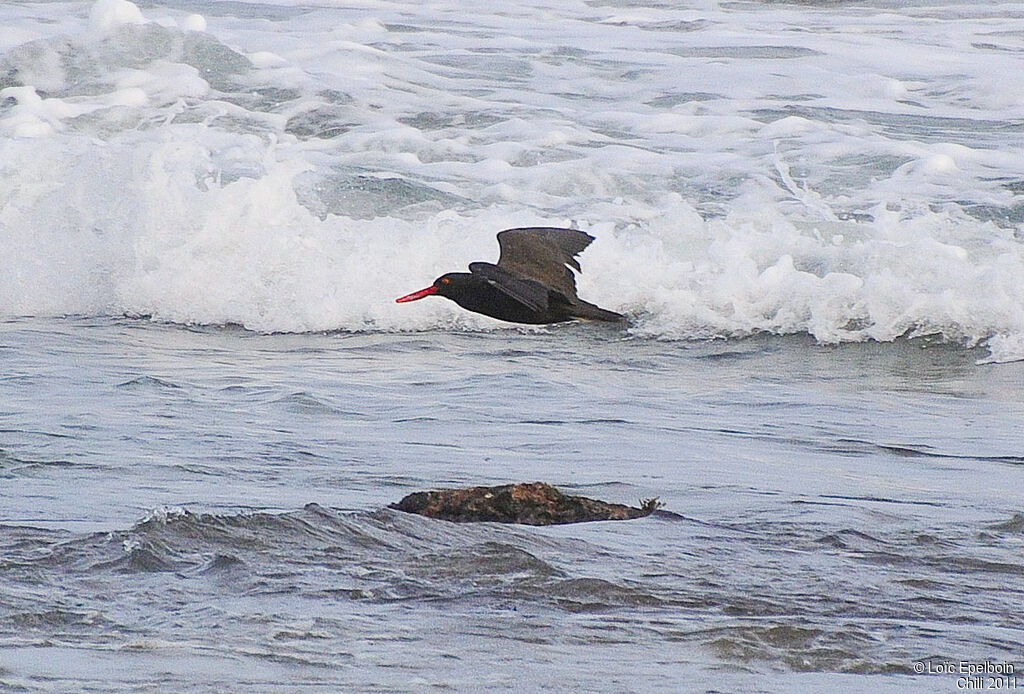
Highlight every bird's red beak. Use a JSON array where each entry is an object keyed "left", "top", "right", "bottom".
[{"left": 395, "top": 285, "right": 439, "bottom": 303}]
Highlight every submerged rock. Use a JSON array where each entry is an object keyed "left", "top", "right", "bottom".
[{"left": 390, "top": 482, "right": 661, "bottom": 526}]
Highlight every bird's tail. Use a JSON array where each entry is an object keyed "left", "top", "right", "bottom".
[{"left": 568, "top": 300, "right": 625, "bottom": 322}]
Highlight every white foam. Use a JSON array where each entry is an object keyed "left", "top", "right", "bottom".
[
  {"left": 88, "top": 0, "right": 145, "bottom": 36},
  {"left": 0, "top": 86, "right": 99, "bottom": 137},
  {"left": 978, "top": 334, "right": 1024, "bottom": 365},
  {"left": 249, "top": 51, "right": 288, "bottom": 69},
  {"left": 1, "top": 0, "right": 1023, "bottom": 360},
  {"left": 181, "top": 14, "right": 206, "bottom": 33},
  {"left": 111, "top": 62, "right": 208, "bottom": 102}
]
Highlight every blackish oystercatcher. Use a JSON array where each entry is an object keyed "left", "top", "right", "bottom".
[{"left": 395, "top": 227, "right": 624, "bottom": 324}]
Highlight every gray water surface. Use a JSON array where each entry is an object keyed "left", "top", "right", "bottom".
[{"left": 1, "top": 317, "right": 1022, "bottom": 692}]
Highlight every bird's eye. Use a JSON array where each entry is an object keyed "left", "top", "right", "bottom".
[{"left": 440, "top": 277, "right": 451, "bottom": 285}]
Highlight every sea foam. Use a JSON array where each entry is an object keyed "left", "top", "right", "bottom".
[{"left": 1, "top": 0, "right": 1023, "bottom": 359}]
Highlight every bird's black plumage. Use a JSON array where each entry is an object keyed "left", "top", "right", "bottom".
[{"left": 396, "top": 227, "right": 623, "bottom": 324}]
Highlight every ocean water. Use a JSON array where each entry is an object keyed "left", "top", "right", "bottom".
[{"left": 2, "top": 0, "right": 1024, "bottom": 691}]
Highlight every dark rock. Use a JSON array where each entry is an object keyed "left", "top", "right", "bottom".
[{"left": 389, "top": 482, "right": 661, "bottom": 526}]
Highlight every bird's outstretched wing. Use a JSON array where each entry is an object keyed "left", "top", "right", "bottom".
[
  {"left": 494, "top": 227, "right": 595, "bottom": 301},
  {"left": 468, "top": 262, "right": 549, "bottom": 312}
]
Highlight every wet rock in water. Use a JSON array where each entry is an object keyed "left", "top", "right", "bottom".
[{"left": 389, "top": 482, "right": 662, "bottom": 525}]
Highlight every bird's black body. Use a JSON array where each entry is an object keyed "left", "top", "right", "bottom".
[
  {"left": 396, "top": 227, "right": 624, "bottom": 324},
  {"left": 431, "top": 271, "right": 615, "bottom": 324}
]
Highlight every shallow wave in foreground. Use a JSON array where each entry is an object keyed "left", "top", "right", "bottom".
[{"left": 2, "top": 502, "right": 1021, "bottom": 687}]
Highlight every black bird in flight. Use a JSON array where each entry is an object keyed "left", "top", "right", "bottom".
[{"left": 395, "top": 227, "right": 623, "bottom": 324}]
